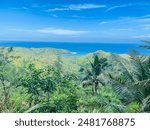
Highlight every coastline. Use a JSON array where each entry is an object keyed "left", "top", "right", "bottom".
[{"left": 0, "top": 41, "right": 143, "bottom": 55}]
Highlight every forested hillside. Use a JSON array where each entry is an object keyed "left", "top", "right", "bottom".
[{"left": 0, "top": 45, "right": 150, "bottom": 113}]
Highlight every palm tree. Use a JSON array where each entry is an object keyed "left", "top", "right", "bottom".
[
  {"left": 80, "top": 54, "right": 108, "bottom": 96},
  {"left": 140, "top": 40, "right": 150, "bottom": 49},
  {"left": 108, "top": 52, "right": 150, "bottom": 112}
]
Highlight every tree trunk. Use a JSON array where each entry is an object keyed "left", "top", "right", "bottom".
[
  {"left": 93, "top": 82, "right": 98, "bottom": 96},
  {"left": 1, "top": 78, "right": 9, "bottom": 105},
  {"left": 47, "top": 92, "right": 50, "bottom": 102}
]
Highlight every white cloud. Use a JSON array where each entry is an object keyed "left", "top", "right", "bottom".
[
  {"left": 36, "top": 28, "right": 88, "bottom": 35},
  {"left": 141, "top": 24, "right": 150, "bottom": 30},
  {"left": 106, "top": 4, "right": 131, "bottom": 12},
  {"left": 9, "top": 28, "right": 32, "bottom": 32},
  {"left": 71, "top": 15, "right": 85, "bottom": 18},
  {"left": 137, "top": 18, "right": 150, "bottom": 22},
  {"left": 99, "top": 17, "right": 132, "bottom": 26},
  {"left": 99, "top": 17, "right": 150, "bottom": 26},
  {"left": 22, "top": 7, "right": 29, "bottom": 10},
  {"left": 106, "top": 3, "right": 150, "bottom": 12},
  {"left": 47, "top": 8, "right": 67, "bottom": 12},
  {"left": 69, "top": 4, "right": 106, "bottom": 10},
  {"left": 12, "top": 6, "right": 30, "bottom": 11},
  {"left": 46, "top": 4, "right": 106, "bottom": 12},
  {"left": 9, "top": 28, "right": 88, "bottom": 35},
  {"left": 48, "top": 14, "right": 58, "bottom": 17},
  {"left": 133, "top": 35, "right": 150, "bottom": 38},
  {"left": 111, "top": 28, "right": 133, "bottom": 31},
  {"left": 142, "top": 14, "right": 150, "bottom": 18},
  {"left": 97, "top": 16, "right": 150, "bottom": 40},
  {"left": 99, "top": 21, "right": 109, "bottom": 25}
]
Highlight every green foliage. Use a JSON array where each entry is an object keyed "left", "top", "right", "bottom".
[
  {"left": 17, "top": 64, "right": 43, "bottom": 107},
  {"left": 80, "top": 54, "right": 108, "bottom": 96},
  {"left": 13, "top": 57, "right": 79, "bottom": 113},
  {"left": 142, "top": 96, "right": 150, "bottom": 112},
  {"left": 124, "top": 102, "right": 142, "bottom": 113},
  {"left": 0, "top": 47, "right": 18, "bottom": 112},
  {"left": 51, "top": 83, "right": 78, "bottom": 113},
  {"left": 77, "top": 86, "right": 124, "bottom": 113},
  {"left": 4, "top": 87, "right": 30, "bottom": 112},
  {"left": 108, "top": 52, "right": 150, "bottom": 112},
  {"left": 140, "top": 40, "right": 150, "bottom": 49},
  {"left": 0, "top": 47, "right": 149, "bottom": 113}
]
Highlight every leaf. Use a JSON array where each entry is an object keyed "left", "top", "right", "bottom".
[{"left": 24, "top": 103, "right": 51, "bottom": 113}]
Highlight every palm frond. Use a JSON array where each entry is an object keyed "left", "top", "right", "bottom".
[
  {"left": 108, "top": 73, "right": 143, "bottom": 104},
  {"left": 142, "top": 95, "right": 150, "bottom": 112},
  {"left": 140, "top": 40, "right": 150, "bottom": 49},
  {"left": 24, "top": 103, "right": 51, "bottom": 113},
  {"left": 136, "top": 79, "right": 150, "bottom": 88}
]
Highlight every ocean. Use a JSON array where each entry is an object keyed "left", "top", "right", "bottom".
[{"left": 0, "top": 41, "right": 149, "bottom": 55}]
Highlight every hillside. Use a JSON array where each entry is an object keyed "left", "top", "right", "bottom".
[
  {"left": 1, "top": 47, "right": 137, "bottom": 76},
  {"left": 0, "top": 47, "right": 149, "bottom": 113}
]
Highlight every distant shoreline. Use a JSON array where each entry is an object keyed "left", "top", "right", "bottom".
[{"left": 0, "top": 41, "right": 148, "bottom": 55}]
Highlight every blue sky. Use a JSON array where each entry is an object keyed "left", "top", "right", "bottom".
[{"left": 0, "top": 0, "right": 150, "bottom": 43}]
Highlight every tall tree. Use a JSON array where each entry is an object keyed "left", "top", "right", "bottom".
[
  {"left": 80, "top": 54, "right": 108, "bottom": 96},
  {"left": 108, "top": 52, "right": 150, "bottom": 112},
  {"left": 0, "top": 47, "right": 16, "bottom": 111}
]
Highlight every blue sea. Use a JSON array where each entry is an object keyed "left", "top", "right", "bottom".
[{"left": 0, "top": 41, "right": 149, "bottom": 55}]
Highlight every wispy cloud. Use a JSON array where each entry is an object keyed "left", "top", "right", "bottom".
[
  {"left": 46, "top": 4, "right": 106, "bottom": 12},
  {"left": 111, "top": 28, "right": 133, "bottom": 31},
  {"left": 52, "top": 14, "right": 58, "bottom": 17},
  {"left": 98, "top": 16, "right": 150, "bottom": 40},
  {"left": 99, "top": 17, "right": 150, "bottom": 26},
  {"left": 71, "top": 15, "right": 85, "bottom": 18},
  {"left": 47, "top": 14, "right": 58, "bottom": 18},
  {"left": 36, "top": 28, "right": 88, "bottom": 35},
  {"left": 141, "top": 24, "right": 150, "bottom": 30},
  {"left": 99, "top": 21, "right": 109, "bottom": 25},
  {"left": 12, "top": 6, "right": 30, "bottom": 11},
  {"left": 47, "top": 8, "right": 67, "bottom": 12},
  {"left": 9, "top": 28, "right": 88, "bottom": 35},
  {"left": 142, "top": 14, "right": 150, "bottom": 18},
  {"left": 106, "top": 3, "right": 150, "bottom": 12},
  {"left": 68, "top": 4, "right": 106, "bottom": 10},
  {"left": 9, "top": 28, "right": 33, "bottom": 32},
  {"left": 137, "top": 18, "right": 150, "bottom": 22},
  {"left": 106, "top": 4, "right": 132, "bottom": 12},
  {"left": 99, "top": 18, "right": 131, "bottom": 26},
  {"left": 133, "top": 35, "right": 150, "bottom": 38}
]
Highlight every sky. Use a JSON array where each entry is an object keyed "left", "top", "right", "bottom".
[{"left": 0, "top": 0, "right": 150, "bottom": 43}]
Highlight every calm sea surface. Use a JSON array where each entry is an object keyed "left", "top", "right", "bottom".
[{"left": 0, "top": 41, "right": 149, "bottom": 55}]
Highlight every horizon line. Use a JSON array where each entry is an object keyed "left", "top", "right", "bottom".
[{"left": 0, "top": 40, "right": 141, "bottom": 44}]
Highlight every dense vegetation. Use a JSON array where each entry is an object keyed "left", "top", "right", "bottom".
[{"left": 0, "top": 42, "right": 150, "bottom": 113}]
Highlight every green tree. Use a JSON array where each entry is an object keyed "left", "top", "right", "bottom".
[
  {"left": 80, "top": 54, "right": 108, "bottom": 96},
  {"left": 51, "top": 80, "right": 78, "bottom": 113},
  {"left": 40, "top": 66, "right": 56, "bottom": 102},
  {"left": 18, "top": 64, "right": 42, "bottom": 107},
  {"left": 0, "top": 47, "right": 17, "bottom": 111},
  {"left": 108, "top": 52, "right": 150, "bottom": 112},
  {"left": 24, "top": 67, "right": 78, "bottom": 113},
  {"left": 140, "top": 40, "right": 150, "bottom": 49}
]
